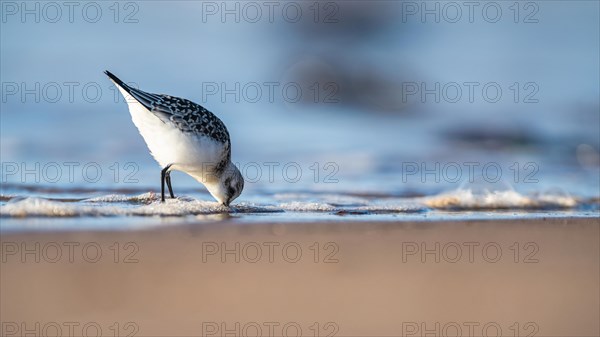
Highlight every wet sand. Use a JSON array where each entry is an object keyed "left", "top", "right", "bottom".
[{"left": 1, "top": 218, "right": 598, "bottom": 336}]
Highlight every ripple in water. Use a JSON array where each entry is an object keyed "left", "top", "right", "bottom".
[{"left": 1, "top": 188, "right": 596, "bottom": 221}]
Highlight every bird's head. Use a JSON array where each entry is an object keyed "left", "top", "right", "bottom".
[{"left": 205, "top": 162, "right": 244, "bottom": 207}]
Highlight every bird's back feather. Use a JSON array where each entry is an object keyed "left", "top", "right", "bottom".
[{"left": 104, "top": 70, "right": 230, "bottom": 145}]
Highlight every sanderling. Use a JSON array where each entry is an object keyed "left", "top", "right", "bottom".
[{"left": 104, "top": 70, "right": 244, "bottom": 205}]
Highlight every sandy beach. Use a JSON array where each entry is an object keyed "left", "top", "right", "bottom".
[{"left": 1, "top": 217, "right": 598, "bottom": 336}]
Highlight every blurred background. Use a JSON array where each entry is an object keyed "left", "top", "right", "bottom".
[
  {"left": 1, "top": 0, "right": 599, "bottom": 200},
  {"left": 2, "top": 3, "right": 599, "bottom": 334}
]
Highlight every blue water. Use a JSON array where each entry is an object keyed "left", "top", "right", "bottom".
[{"left": 1, "top": 1, "right": 599, "bottom": 230}]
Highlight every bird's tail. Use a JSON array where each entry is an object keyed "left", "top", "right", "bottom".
[
  {"left": 104, "top": 70, "right": 132, "bottom": 94},
  {"left": 104, "top": 71, "right": 160, "bottom": 111}
]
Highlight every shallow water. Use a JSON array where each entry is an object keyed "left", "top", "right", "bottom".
[
  {"left": 1, "top": 1, "right": 598, "bottom": 230},
  {"left": 2, "top": 181, "right": 598, "bottom": 231},
  {"left": 2, "top": 103, "right": 598, "bottom": 231}
]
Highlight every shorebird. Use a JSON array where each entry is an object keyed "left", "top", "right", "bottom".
[{"left": 105, "top": 71, "right": 244, "bottom": 205}]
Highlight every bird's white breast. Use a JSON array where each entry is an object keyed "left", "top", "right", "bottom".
[{"left": 117, "top": 87, "right": 227, "bottom": 175}]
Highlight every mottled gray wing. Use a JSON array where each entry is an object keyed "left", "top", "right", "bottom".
[
  {"left": 138, "top": 91, "right": 230, "bottom": 143},
  {"left": 105, "top": 71, "right": 229, "bottom": 144},
  {"left": 133, "top": 90, "right": 230, "bottom": 144}
]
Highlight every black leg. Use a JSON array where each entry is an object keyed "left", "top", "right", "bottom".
[
  {"left": 166, "top": 172, "right": 175, "bottom": 198},
  {"left": 160, "top": 165, "right": 172, "bottom": 202},
  {"left": 160, "top": 168, "right": 167, "bottom": 202}
]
